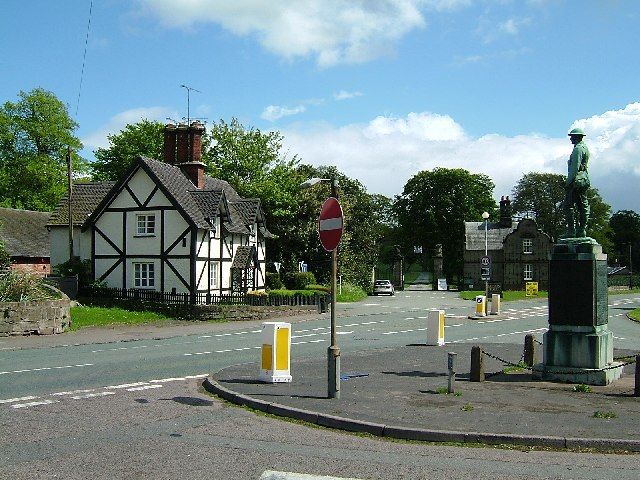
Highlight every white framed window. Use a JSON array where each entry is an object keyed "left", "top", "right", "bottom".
[
  {"left": 209, "top": 262, "right": 219, "bottom": 289},
  {"left": 524, "top": 264, "right": 533, "bottom": 281},
  {"left": 522, "top": 238, "right": 533, "bottom": 254},
  {"left": 136, "top": 214, "right": 155, "bottom": 236},
  {"left": 134, "top": 262, "right": 155, "bottom": 288}
]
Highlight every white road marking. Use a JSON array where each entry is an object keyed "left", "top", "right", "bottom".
[
  {"left": 105, "top": 381, "right": 149, "bottom": 390},
  {"left": 1, "top": 363, "right": 93, "bottom": 376},
  {"left": 51, "top": 389, "right": 95, "bottom": 396},
  {"left": 336, "top": 331, "right": 353, "bottom": 335},
  {"left": 71, "top": 391, "right": 116, "bottom": 399},
  {"left": 0, "top": 395, "right": 39, "bottom": 404},
  {"left": 126, "top": 385, "right": 163, "bottom": 392},
  {"left": 12, "top": 399, "right": 59, "bottom": 409}
]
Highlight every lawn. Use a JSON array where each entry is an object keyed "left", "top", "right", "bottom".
[
  {"left": 609, "top": 287, "right": 640, "bottom": 295},
  {"left": 628, "top": 308, "right": 640, "bottom": 323},
  {"left": 459, "top": 290, "right": 548, "bottom": 301},
  {"left": 70, "top": 306, "right": 173, "bottom": 331}
]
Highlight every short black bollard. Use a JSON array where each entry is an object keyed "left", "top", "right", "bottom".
[
  {"left": 635, "top": 355, "right": 640, "bottom": 397},
  {"left": 470, "top": 345, "right": 484, "bottom": 382},
  {"left": 447, "top": 352, "right": 457, "bottom": 394},
  {"left": 524, "top": 334, "right": 536, "bottom": 367}
]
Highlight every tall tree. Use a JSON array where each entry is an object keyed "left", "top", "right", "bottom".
[
  {"left": 92, "top": 119, "right": 164, "bottom": 181},
  {"left": 393, "top": 168, "right": 496, "bottom": 280},
  {"left": 0, "top": 88, "right": 84, "bottom": 211},
  {"left": 511, "top": 172, "right": 612, "bottom": 247},
  {"left": 608, "top": 210, "right": 640, "bottom": 267}
]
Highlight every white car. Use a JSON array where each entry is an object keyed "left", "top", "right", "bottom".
[{"left": 373, "top": 279, "right": 395, "bottom": 296}]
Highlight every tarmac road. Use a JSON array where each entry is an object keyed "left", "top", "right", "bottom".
[{"left": 1, "top": 288, "right": 640, "bottom": 479}]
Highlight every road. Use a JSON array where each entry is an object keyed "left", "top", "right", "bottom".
[{"left": 1, "top": 288, "right": 640, "bottom": 479}]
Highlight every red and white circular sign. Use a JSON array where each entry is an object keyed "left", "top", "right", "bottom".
[{"left": 318, "top": 197, "right": 343, "bottom": 251}]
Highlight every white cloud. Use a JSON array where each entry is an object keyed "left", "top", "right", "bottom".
[
  {"left": 282, "top": 104, "right": 640, "bottom": 211},
  {"left": 499, "top": 17, "right": 531, "bottom": 35},
  {"left": 334, "top": 90, "right": 363, "bottom": 101},
  {"left": 136, "top": 0, "right": 436, "bottom": 66},
  {"left": 261, "top": 104, "right": 306, "bottom": 122},
  {"left": 82, "top": 106, "right": 178, "bottom": 150}
]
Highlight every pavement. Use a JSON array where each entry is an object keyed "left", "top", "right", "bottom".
[{"left": 204, "top": 341, "right": 640, "bottom": 452}]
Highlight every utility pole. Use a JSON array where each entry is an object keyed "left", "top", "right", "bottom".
[{"left": 67, "top": 146, "right": 74, "bottom": 261}]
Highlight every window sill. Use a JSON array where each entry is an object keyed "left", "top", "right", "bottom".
[{"left": 134, "top": 234, "right": 156, "bottom": 238}]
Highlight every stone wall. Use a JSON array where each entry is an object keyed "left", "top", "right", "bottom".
[{"left": 0, "top": 298, "right": 71, "bottom": 336}]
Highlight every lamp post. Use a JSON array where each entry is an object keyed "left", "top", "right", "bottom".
[
  {"left": 301, "top": 176, "right": 341, "bottom": 399},
  {"left": 482, "top": 211, "right": 489, "bottom": 298}
]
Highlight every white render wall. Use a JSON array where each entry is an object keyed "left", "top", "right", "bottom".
[{"left": 49, "top": 226, "right": 91, "bottom": 269}]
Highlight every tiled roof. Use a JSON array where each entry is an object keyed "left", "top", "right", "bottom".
[
  {"left": 189, "top": 190, "right": 223, "bottom": 221},
  {"left": 48, "top": 182, "right": 115, "bottom": 226},
  {"left": 0, "top": 208, "right": 51, "bottom": 258},
  {"left": 465, "top": 221, "right": 518, "bottom": 251},
  {"left": 231, "top": 245, "right": 254, "bottom": 269}
]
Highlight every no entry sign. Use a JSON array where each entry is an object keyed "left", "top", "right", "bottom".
[{"left": 318, "top": 197, "right": 343, "bottom": 251}]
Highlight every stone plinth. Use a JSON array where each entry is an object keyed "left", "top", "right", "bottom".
[{"left": 533, "top": 238, "right": 623, "bottom": 385}]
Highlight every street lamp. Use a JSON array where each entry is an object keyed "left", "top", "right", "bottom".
[
  {"left": 301, "top": 176, "right": 341, "bottom": 399},
  {"left": 482, "top": 211, "right": 489, "bottom": 298}
]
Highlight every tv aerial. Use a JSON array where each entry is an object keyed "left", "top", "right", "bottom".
[{"left": 180, "top": 84, "right": 202, "bottom": 125}]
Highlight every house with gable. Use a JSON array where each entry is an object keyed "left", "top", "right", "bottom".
[
  {"left": 48, "top": 122, "right": 271, "bottom": 299},
  {"left": 463, "top": 196, "right": 552, "bottom": 291}
]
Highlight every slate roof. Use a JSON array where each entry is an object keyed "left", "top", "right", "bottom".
[
  {"left": 465, "top": 221, "right": 518, "bottom": 251},
  {"left": 48, "top": 182, "right": 115, "bottom": 226},
  {"left": 0, "top": 207, "right": 50, "bottom": 258}
]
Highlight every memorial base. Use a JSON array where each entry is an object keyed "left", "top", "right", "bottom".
[{"left": 532, "top": 362, "right": 624, "bottom": 386}]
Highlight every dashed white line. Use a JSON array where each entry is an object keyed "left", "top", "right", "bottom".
[
  {"left": 126, "top": 385, "right": 163, "bottom": 392},
  {"left": 105, "top": 381, "right": 149, "bottom": 390},
  {"left": 0, "top": 395, "right": 39, "bottom": 404},
  {"left": 12, "top": 399, "right": 59, "bottom": 409},
  {"left": 51, "top": 389, "right": 95, "bottom": 396},
  {"left": 71, "top": 391, "right": 116, "bottom": 399}
]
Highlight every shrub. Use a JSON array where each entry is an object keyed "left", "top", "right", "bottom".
[
  {"left": 53, "top": 257, "right": 93, "bottom": 287},
  {"left": 265, "top": 272, "right": 284, "bottom": 290},
  {"left": 283, "top": 271, "right": 316, "bottom": 290},
  {"left": 0, "top": 271, "right": 56, "bottom": 302}
]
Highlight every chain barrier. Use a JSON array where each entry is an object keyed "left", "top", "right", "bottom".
[
  {"left": 481, "top": 349, "right": 637, "bottom": 376},
  {"left": 533, "top": 338, "right": 544, "bottom": 346}
]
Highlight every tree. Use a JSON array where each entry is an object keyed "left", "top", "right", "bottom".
[
  {"left": 608, "top": 210, "right": 640, "bottom": 267},
  {"left": 92, "top": 119, "right": 165, "bottom": 181},
  {"left": 0, "top": 88, "right": 84, "bottom": 211},
  {"left": 393, "top": 168, "right": 496, "bottom": 280},
  {"left": 511, "top": 172, "right": 612, "bottom": 247}
]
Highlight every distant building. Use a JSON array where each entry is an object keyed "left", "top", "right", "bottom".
[
  {"left": 464, "top": 197, "right": 552, "bottom": 291},
  {"left": 0, "top": 207, "right": 51, "bottom": 276}
]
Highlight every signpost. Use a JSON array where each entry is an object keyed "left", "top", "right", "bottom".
[
  {"left": 480, "top": 255, "right": 491, "bottom": 299},
  {"left": 318, "top": 196, "right": 343, "bottom": 399}
]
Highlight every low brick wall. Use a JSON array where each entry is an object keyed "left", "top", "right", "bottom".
[{"left": 0, "top": 298, "right": 71, "bottom": 336}]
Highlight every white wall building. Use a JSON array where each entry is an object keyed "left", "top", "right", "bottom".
[{"left": 48, "top": 122, "right": 271, "bottom": 299}]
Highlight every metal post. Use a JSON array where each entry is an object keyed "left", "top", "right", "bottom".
[
  {"left": 66, "top": 146, "right": 74, "bottom": 261},
  {"left": 484, "top": 218, "right": 488, "bottom": 298},
  {"left": 447, "top": 352, "right": 457, "bottom": 394},
  {"left": 630, "top": 243, "right": 633, "bottom": 290},
  {"left": 635, "top": 355, "right": 640, "bottom": 397},
  {"left": 328, "top": 177, "right": 340, "bottom": 399}
]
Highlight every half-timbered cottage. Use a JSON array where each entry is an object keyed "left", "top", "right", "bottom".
[{"left": 48, "top": 122, "right": 271, "bottom": 299}]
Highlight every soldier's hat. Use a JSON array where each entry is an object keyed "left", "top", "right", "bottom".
[{"left": 568, "top": 127, "right": 586, "bottom": 137}]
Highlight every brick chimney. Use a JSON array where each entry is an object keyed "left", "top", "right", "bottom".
[
  {"left": 499, "top": 196, "right": 512, "bottom": 227},
  {"left": 176, "top": 124, "right": 189, "bottom": 164},
  {"left": 178, "top": 122, "right": 206, "bottom": 189},
  {"left": 163, "top": 124, "right": 177, "bottom": 164}
]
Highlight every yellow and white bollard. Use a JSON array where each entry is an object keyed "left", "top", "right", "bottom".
[
  {"left": 426, "top": 309, "right": 445, "bottom": 346},
  {"left": 490, "top": 293, "right": 501, "bottom": 315},
  {"left": 475, "top": 295, "right": 487, "bottom": 317},
  {"left": 259, "top": 322, "right": 292, "bottom": 383}
]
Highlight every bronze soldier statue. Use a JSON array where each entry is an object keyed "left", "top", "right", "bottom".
[{"left": 563, "top": 127, "right": 590, "bottom": 238}]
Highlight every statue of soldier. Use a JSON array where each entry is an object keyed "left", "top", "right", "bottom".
[{"left": 563, "top": 127, "right": 590, "bottom": 238}]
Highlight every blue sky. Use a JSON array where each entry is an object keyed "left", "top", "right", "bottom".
[{"left": 2, "top": 1, "right": 640, "bottom": 212}]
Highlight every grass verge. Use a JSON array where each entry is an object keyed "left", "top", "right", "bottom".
[
  {"left": 70, "top": 306, "right": 173, "bottom": 331},
  {"left": 460, "top": 290, "right": 548, "bottom": 301},
  {"left": 336, "top": 283, "right": 368, "bottom": 302},
  {"left": 628, "top": 308, "right": 640, "bottom": 323},
  {"left": 609, "top": 287, "right": 640, "bottom": 295}
]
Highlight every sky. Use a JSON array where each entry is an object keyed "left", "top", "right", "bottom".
[{"left": 2, "top": 0, "right": 640, "bottom": 213}]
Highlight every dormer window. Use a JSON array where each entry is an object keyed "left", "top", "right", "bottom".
[
  {"left": 522, "top": 238, "right": 533, "bottom": 254},
  {"left": 136, "top": 214, "right": 155, "bottom": 236}
]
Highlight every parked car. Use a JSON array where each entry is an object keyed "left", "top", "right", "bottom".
[{"left": 373, "top": 279, "right": 394, "bottom": 296}]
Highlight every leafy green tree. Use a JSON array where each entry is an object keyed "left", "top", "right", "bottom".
[
  {"left": 393, "top": 168, "right": 497, "bottom": 280},
  {"left": 511, "top": 172, "right": 611, "bottom": 247},
  {"left": 0, "top": 88, "right": 84, "bottom": 211},
  {"left": 608, "top": 210, "right": 640, "bottom": 267},
  {"left": 92, "top": 119, "right": 165, "bottom": 181}
]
